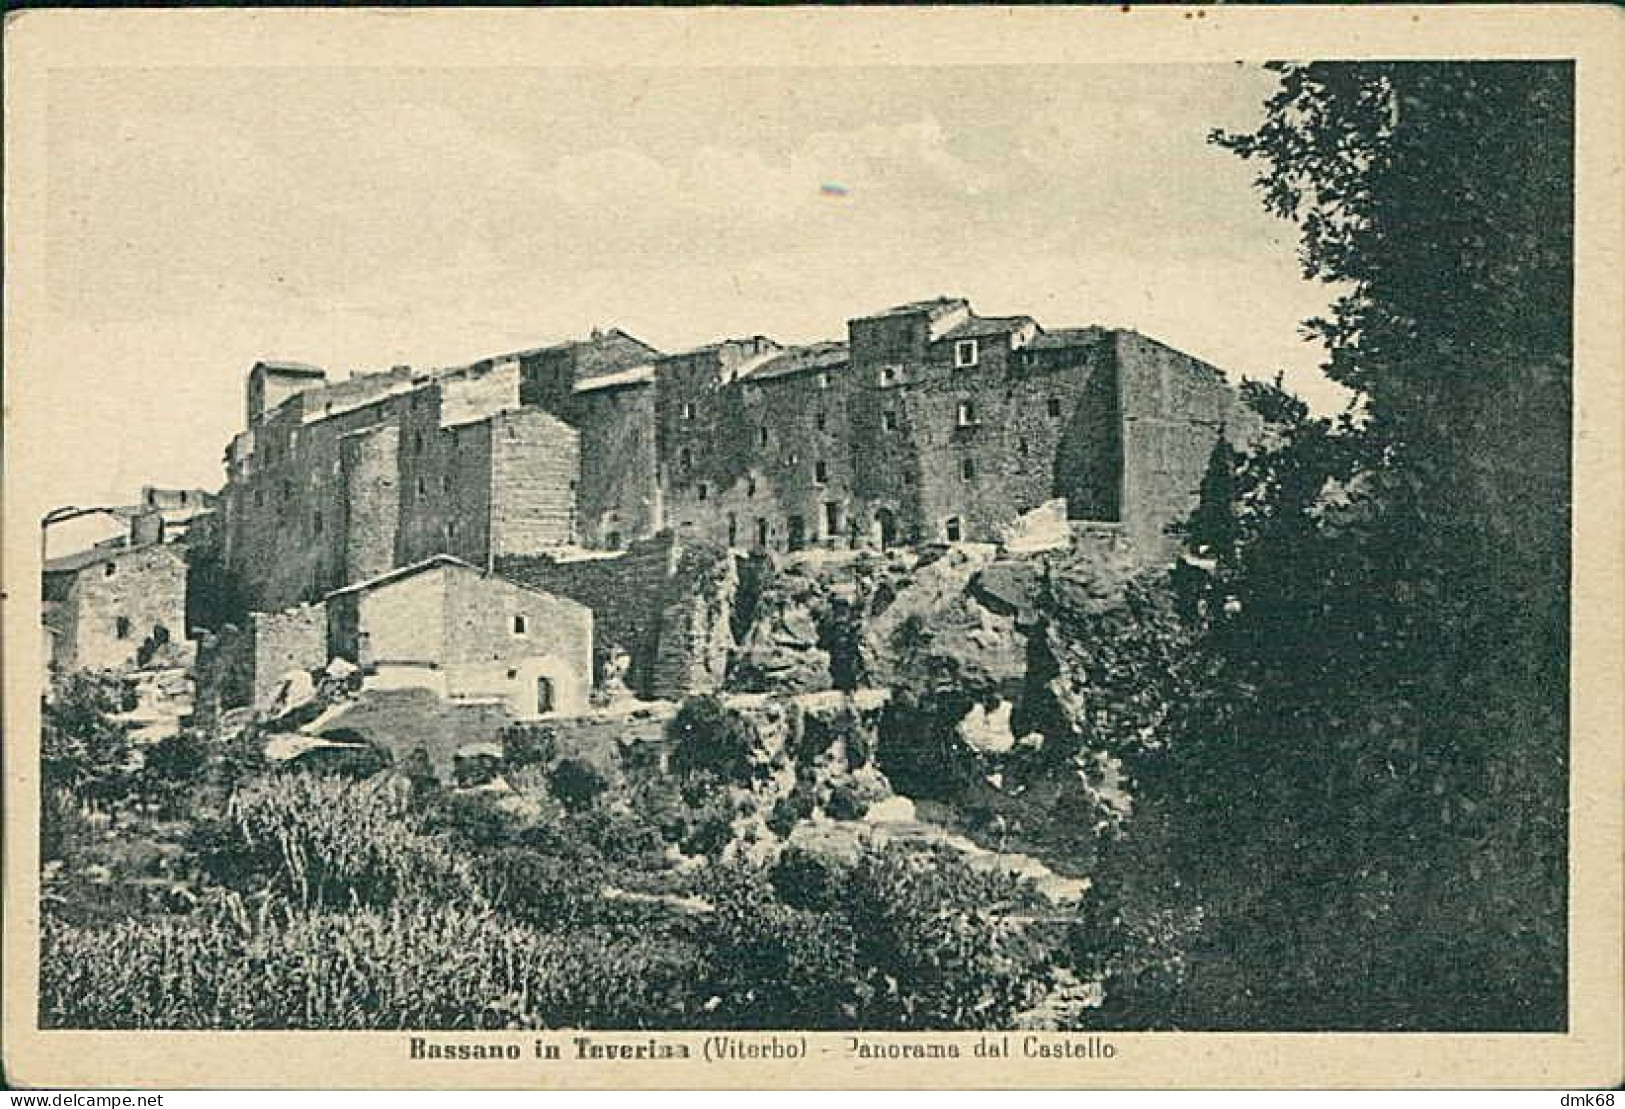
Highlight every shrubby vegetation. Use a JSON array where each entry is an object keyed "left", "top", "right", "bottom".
[{"left": 39, "top": 672, "right": 1070, "bottom": 1030}]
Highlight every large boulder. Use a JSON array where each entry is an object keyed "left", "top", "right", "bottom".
[{"left": 998, "top": 497, "right": 1070, "bottom": 554}]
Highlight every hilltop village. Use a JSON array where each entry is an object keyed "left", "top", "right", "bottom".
[{"left": 43, "top": 296, "right": 1256, "bottom": 757}]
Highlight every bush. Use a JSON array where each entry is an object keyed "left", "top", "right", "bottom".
[
  {"left": 424, "top": 790, "right": 523, "bottom": 852},
  {"left": 694, "top": 864, "right": 860, "bottom": 1028},
  {"left": 667, "top": 695, "right": 758, "bottom": 783},
  {"left": 214, "top": 774, "right": 474, "bottom": 909},
  {"left": 478, "top": 847, "right": 606, "bottom": 926},
  {"left": 140, "top": 730, "right": 210, "bottom": 792},
  {"left": 500, "top": 723, "right": 558, "bottom": 769},
  {"left": 42, "top": 672, "right": 135, "bottom": 802},
  {"left": 549, "top": 758, "right": 608, "bottom": 813},
  {"left": 842, "top": 843, "right": 1054, "bottom": 1029},
  {"left": 40, "top": 896, "right": 706, "bottom": 1030}
]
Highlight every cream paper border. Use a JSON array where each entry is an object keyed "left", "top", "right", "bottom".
[{"left": 3, "top": 5, "right": 1621, "bottom": 1090}]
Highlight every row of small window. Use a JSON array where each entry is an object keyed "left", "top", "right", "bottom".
[
  {"left": 701, "top": 508, "right": 970, "bottom": 549},
  {"left": 682, "top": 451, "right": 986, "bottom": 502},
  {"left": 682, "top": 395, "right": 1066, "bottom": 445}
]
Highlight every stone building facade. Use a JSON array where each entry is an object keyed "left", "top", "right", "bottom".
[
  {"left": 211, "top": 296, "right": 1255, "bottom": 669},
  {"left": 325, "top": 556, "right": 593, "bottom": 719},
  {"left": 43, "top": 542, "right": 190, "bottom": 673}
]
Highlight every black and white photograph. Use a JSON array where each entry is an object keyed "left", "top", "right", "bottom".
[{"left": 3, "top": 6, "right": 1620, "bottom": 1091}]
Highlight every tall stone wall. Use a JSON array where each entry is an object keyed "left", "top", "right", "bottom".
[
  {"left": 250, "top": 604, "right": 328, "bottom": 709},
  {"left": 52, "top": 545, "right": 189, "bottom": 673},
  {"left": 340, "top": 424, "right": 401, "bottom": 586},
  {"left": 195, "top": 601, "right": 327, "bottom": 713},
  {"left": 488, "top": 409, "right": 580, "bottom": 556},
  {"left": 1113, "top": 331, "right": 1256, "bottom": 561},
  {"left": 558, "top": 383, "right": 661, "bottom": 549},
  {"left": 496, "top": 534, "right": 677, "bottom": 696}
]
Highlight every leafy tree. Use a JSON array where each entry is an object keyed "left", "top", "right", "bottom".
[
  {"left": 1089, "top": 63, "right": 1571, "bottom": 1030},
  {"left": 667, "top": 694, "right": 759, "bottom": 783},
  {"left": 41, "top": 672, "right": 135, "bottom": 802}
]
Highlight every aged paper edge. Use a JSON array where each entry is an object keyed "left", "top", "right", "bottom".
[{"left": 2, "top": 4, "right": 1621, "bottom": 1091}]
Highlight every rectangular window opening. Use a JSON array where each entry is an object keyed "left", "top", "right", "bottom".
[{"left": 954, "top": 339, "right": 979, "bottom": 368}]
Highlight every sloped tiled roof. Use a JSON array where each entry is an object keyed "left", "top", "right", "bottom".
[
  {"left": 864, "top": 296, "right": 969, "bottom": 320},
  {"left": 574, "top": 363, "right": 657, "bottom": 393},
  {"left": 738, "top": 341, "right": 850, "bottom": 383},
  {"left": 939, "top": 315, "right": 1038, "bottom": 341},
  {"left": 325, "top": 554, "right": 474, "bottom": 597},
  {"left": 325, "top": 553, "right": 590, "bottom": 612}
]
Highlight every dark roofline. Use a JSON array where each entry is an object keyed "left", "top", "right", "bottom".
[
  {"left": 253, "top": 360, "right": 327, "bottom": 378},
  {"left": 484, "top": 326, "right": 664, "bottom": 366},
  {"left": 324, "top": 553, "right": 589, "bottom": 611},
  {"left": 862, "top": 296, "right": 969, "bottom": 320}
]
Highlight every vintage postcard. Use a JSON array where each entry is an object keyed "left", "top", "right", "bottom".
[{"left": 3, "top": 5, "right": 1620, "bottom": 1091}]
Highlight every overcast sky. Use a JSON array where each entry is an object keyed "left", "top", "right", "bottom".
[{"left": 30, "top": 62, "right": 1342, "bottom": 523}]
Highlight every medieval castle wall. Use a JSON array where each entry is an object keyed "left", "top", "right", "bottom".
[{"left": 213, "top": 298, "right": 1256, "bottom": 657}]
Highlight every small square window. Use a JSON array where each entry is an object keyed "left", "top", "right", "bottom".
[
  {"left": 679, "top": 448, "right": 693, "bottom": 473},
  {"left": 954, "top": 339, "right": 979, "bottom": 368},
  {"left": 817, "top": 371, "right": 830, "bottom": 389},
  {"left": 957, "top": 400, "right": 976, "bottom": 427},
  {"left": 416, "top": 476, "right": 428, "bottom": 496},
  {"left": 815, "top": 461, "right": 829, "bottom": 484},
  {"left": 945, "top": 517, "right": 963, "bottom": 542},
  {"left": 512, "top": 614, "right": 529, "bottom": 636},
  {"left": 879, "top": 366, "right": 898, "bottom": 386},
  {"left": 114, "top": 616, "right": 131, "bottom": 640},
  {"left": 1047, "top": 397, "right": 1063, "bottom": 418},
  {"left": 882, "top": 411, "right": 899, "bottom": 432},
  {"left": 103, "top": 562, "right": 116, "bottom": 578},
  {"left": 816, "top": 412, "right": 827, "bottom": 431},
  {"left": 961, "top": 458, "right": 977, "bottom": 482},
  {"left": 698, "top": 483, "right": 710, "bottom": 501},
  {"left": 683, "top": 401, "right": 696, "bottom": 420},
  {"left": 758, "top": 427, "right": 770, "bottom": 448}
]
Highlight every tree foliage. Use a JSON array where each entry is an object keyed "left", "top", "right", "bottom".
[{"left": 1090, "top": 62, "right": 1572, "bottom": 1030}]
